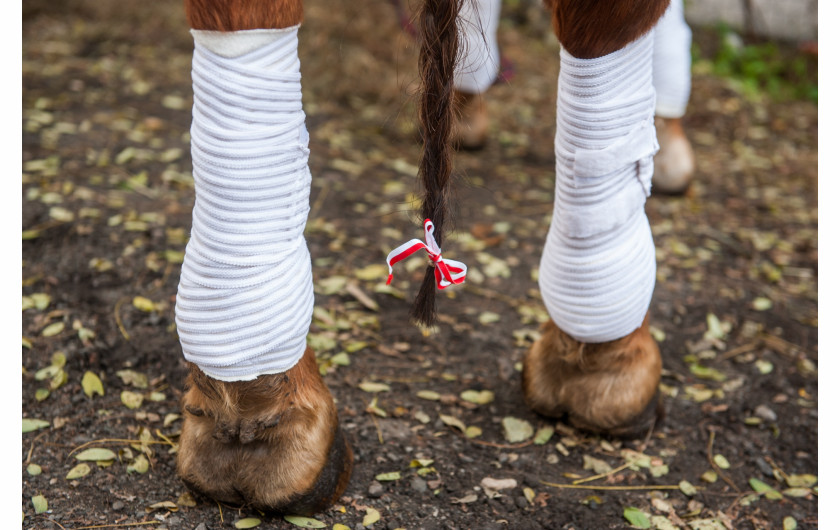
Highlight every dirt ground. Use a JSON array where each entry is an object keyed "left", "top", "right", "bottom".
[{"left": 22, "top": 1, "right": 817, "bottom": 529}]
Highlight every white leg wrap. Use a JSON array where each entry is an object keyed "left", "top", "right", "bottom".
[
  {"left": 175, "top": 26, "right": 313, "bottom": 381},
  {"left": 539, "top": 34, "right": 658, "bottom": 344},
  {"left": 653, "top": 0, "right": 692, "bottom": 118},
  {"left": 454, "top": 0, "right": 502, "bottom": 94}
]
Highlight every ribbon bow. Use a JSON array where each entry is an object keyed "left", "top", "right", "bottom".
[{"left": 386, "top": 219, "right": 467, "bottom": 289}]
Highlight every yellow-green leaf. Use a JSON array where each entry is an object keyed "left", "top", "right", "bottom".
[
  {"left": 533, "top": 426, "right": 554, "bottom": 445},
  {"left": 713, "top": 454, "right": 730, "bottom": 469},
  {"left": 460, "top": 389, "right": 494, "bottom": 405},
  {"left": 283, "top": 515, "right": 327, "bottom": 528},
  {"left": 23, "top": 418, "right": 50, "bottom": 433},
  {"left": 31, "top": 293, "right": 51, "bottom": 310},
  {"left": 502, "top": 416, "right": 533, "bottom": 443},
  {"left": 358, "top": 381, "right": 390, "bottom": 393},
  {"left": 42, "top": 322, "right": 65, "bottom": 337},
  {"left": 121, "top": 390, "right": 144, "bottom": 409},
  {"left": 783, "top": 516, "right": 797, "bottom": 530},
  {"left": 234, "top": 518, "right": 262, "bottom": 529},
  {"left": 362, "top": 507, "right": 381, "bottom": 527},
  {"left": 66, "top": 463, "right": 91, "bottom": 480},
  {"left": 51, "top": 351, "right": 66, "bottom": 368},
  {"left": 623, "top": 507, "right": 651, "bottom": 529},
  {"left": 82, "top": 371, "right": 104, "bottom": 398},
  {"left": 355, "top": 264, "right": 389, "bottom": 281},
  {"left": 35, "top": 388, "right": 50, "bottom": 401},
  {"left": 116, "top": 369, "right": 149, "bottom": 389},
  {"left": 127, "top": 454, "right": 149, "bottom": 474},
  {"left": 27, "top": 464, "right": 42, "bottom": 476},
  {"left": 32, "top": 495, "right": 48, "bottom": 514},
  {"left": 76, "top": 448, "right": 117, "bottom": 462},
  {"left": 679, "top": 480, "right": 697, "bottom": 496},
  {"left": 375, "top": 471, "right": 401, "bottom": 481},
  {"left": 416, "top": 390, "right": 441, "bottom": 401},
  {"left": 35, "top": 365, "right": 61, "bottom": 381},
  {"left": 132, "top": 296, "right": 156, "bottom": 312},
  {"left": 749, "top": 478, "right": 782, "bottom": 500},
  {"left": 785, "top": 474, "right": 817, "bottom": 488},
  {"left": 465, "top": 426, "right": 482, "bottom": 439},
  {"left": 751, "top": 297, "right": 773, "bottom": 311}
]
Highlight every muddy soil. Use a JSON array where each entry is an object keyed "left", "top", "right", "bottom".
[{"left": 22, "top": 1, "right": 817, "bottom": 529}]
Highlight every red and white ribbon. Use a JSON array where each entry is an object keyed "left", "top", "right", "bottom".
[{"left": 386, "top": 219, "right": 467, "bottom": 289}]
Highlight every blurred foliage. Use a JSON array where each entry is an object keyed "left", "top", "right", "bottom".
[{"left": 692, "top": 24, "right": 817, "bottom": 103}]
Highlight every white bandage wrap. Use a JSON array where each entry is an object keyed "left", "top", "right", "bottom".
[
  {"left": 539, "top": 34, "right": 658, "bottom": 343},
  {"left": 653, "top": 0, "right": 692, "bottom": 118},
  {"left": 176, "top": 27, "right": 313, "bottom": 381},
  {"left": 454, "top": 0, "right": 502, "bottom": 94}
]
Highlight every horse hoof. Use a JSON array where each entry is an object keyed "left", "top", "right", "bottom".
[
  {"left": 176, "top": 347, "right": 353, "bottom": 515},
  {"left": 522, "top": 313, "right": 663, "bottom": 439},
  {"left": 452, "top": 90, "right": 488, "bottom": 150},
  {"left": 652, "top": 116, "right": 695, "bottom": 195}
]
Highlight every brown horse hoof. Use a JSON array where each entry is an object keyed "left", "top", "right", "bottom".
[
  {"left": 176, "top": 347, "right": 353, "bottom": 515},
  {"left": 452, "top": 90, "right": 489, "bottom": 150},
  {"left": 652, "top": 116, "right": 695, "bottom": 195},
  {"left": 522, "top": 314, "right": 663, "bottom": 439}
]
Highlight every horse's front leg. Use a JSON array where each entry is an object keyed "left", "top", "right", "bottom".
[
  {"left": 174, "top": 0, "right": 352, "bottom": 514},
  {"left": 523, "top": 0, "right": 671, "bottom": 437}
]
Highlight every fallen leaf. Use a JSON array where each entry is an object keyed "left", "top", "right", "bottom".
[
  {"left": 502, "top": 416, "right": 533, "bottom": 443},
  {"left": 749, "top": 478, "right": 782, "bottom": 500},
  {"left": 31, "top": 495, "right": 48, "bottom": 514},
  {"left": 478, "top": 311, "right": 500, "bottom": 325},
  {"left": 362, "top": 507, "right": 380, "bottom": 527},
  {"left": 460, "top": 389, "right": 494, "bottom": 405},
  {"left": 451, "top": 493, "right": 478, "bottom": 504},
  {"left": 533, "top": 426, "right": 554, "bottom": 445},
  {"left": 82, "top": 371, "right": 104, "bottom": 398},
  {"left": 66, "top": 463, "right": 91, "bottom": 480},
  {"left": 782, "top": 488, "right": 812, "bottom": 498},
  {"left": 375, "top": 471, "right": 401, "bottom": 481},
  {"left": 116, "top": 369, "right": 149, "bottom": 389},
  {"left": 127, "top": 454, "right": 149, "bottom": 474},
  {"left": 465, "top": 426, "right": 482, "bottom": 438},
  {"left": 623, "top": 507, "right": 651, "bottom": 529},
  {"left": 35, "top": 388, "right": 50, "bottom": 401},
  {"left": 75, "top": 448, "right": 117, "bottom": 462},
  {"left": 523, "top": 487, "right": 536, "bottom": 504},
  {"left": 27, "top": 464, "right": 42, "bottom": 476},
  {"left": 358, "top": 381, "right": 390, "bottom": 393},
  {"left": 785, "top": 474, "right": 816, "bottom": 488},
  {"left": 177, "top": 492, "right": 196, "bottom": 507},
  {"left": 34, "top": 364, "right": 61, "bottom": 380},
  {"left": 783, "top": 516, "right": 797, "bottom": 530},
  {"left": 355, "top": 264, "right": 389, "bottom": 281},
  {"left": 481, "top": 477, "right": 517, "bottom": 498},
  {"left": 583, "top": 454, "right": 612, "bottom": 475},
  {"left": 121, "top": 391, "right": 144, "bottom": 409},
  {"left": 679, "top": 480, "right": 697, "bottom": 496},
  {"left": 713, "top": 454, "right": 730, "bottom": 469},
  {"left": 440, "top": 414, "right": 466, "bottom": 433},
  {"left": 651, "top": 514, "right": 680, "bottom": 530},
  {"left": 234, "top": 518, "right": 262, "bottom": 529},
  {"left": 22, "top": 419, "right": 50, "bottom": 433},
  {"left": 147, "top": 501, "right": 178, "bottom": 512},
  {"left": 751, "top": 297, "right": 773, "bottom": 311},
  {"left": 416, "top": 390, "right": 441, "bottom": 401},
  {"left": 41, "top": 322, "right": 65, "bottom": 337}
]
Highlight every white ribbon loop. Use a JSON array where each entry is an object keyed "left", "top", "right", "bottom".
[{"left": 386, "top": 219, "right": 467, "bottom": 290}]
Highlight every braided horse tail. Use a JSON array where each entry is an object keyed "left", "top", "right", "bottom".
[{"left": 412, "top": 0, "right": 465, "bottom": 326}]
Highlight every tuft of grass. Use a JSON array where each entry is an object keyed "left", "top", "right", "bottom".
[{"left": 692, "top": 24, "right": 817, "bottom": 103}]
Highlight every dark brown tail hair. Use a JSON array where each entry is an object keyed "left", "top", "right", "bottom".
[{"left": 411, "top": 0, "right": 464, "bottom": 326}]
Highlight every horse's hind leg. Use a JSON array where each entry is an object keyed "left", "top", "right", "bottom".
[{"left": 175, "top": 0, "right": 352, "bottom": 514}]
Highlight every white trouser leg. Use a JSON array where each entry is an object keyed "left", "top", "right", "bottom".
[
  {"left": 454, "top": 0, "right": 502, "bottom": 94},
  {"left": 176, "top": 27, "right": 314, "bottom": 382},
  {"left": 652, "top": 0, "right": 692, "bottom": 118},
  {"left": 539, "top": 34, "right": 659, "bottom": 344}
]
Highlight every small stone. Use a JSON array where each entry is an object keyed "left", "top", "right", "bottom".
[
  {"left": 755, "top": 457, "right": 775, "bottom": 477},
  {"left": 515, "top": 496, "right": 529, "bottom": 509},
  {"left": 368, "top": 481, "right": 384, "bottom": 498},
  {"left": 387, "top": 521, "right": 402, "bottom": 530},
  {"left": 754, "top": 404, "right": 777, "bottom": 422},
  {"left": 410, "top": 476, "right": 428, "bottom": 493},
  {"left": 167, "top": 516, "right": 181, "bottom": 526},
  {"left": 111, "top": 501, "right": 125, "bottom": 511},
  {"left": 194, "top": 524, "right": 207, "bottom": 530}
]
